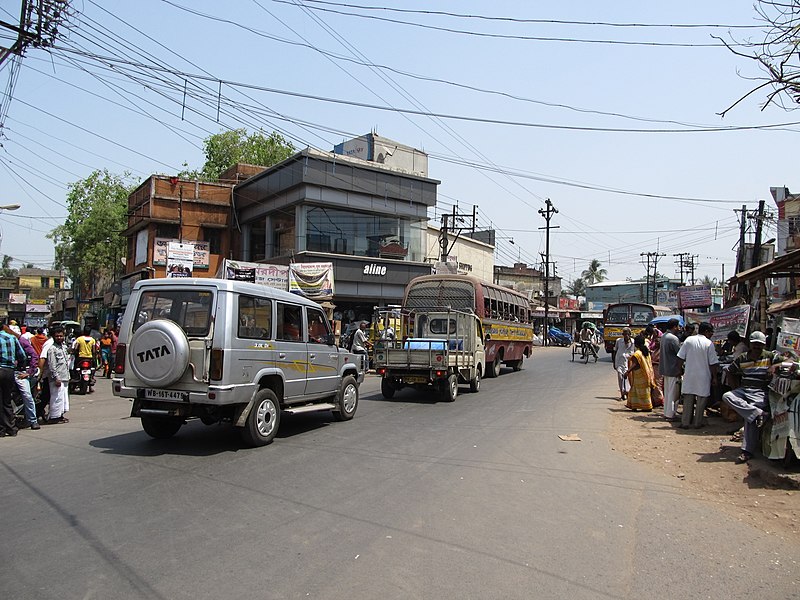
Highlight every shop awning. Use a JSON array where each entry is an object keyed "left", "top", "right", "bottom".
[
  {"left": 767, "top": 298, "right": 800, "bottom": 314},
  {"left": 728, "top": 248, "right": 800, "bottom": 285}
]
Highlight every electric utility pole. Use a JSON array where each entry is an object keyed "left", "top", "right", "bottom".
[
  {"left": 539, "top": 199, "right": 558, "bottom": 344},
  {"left": 641, "top": 251, "right": 666, "bottom": 304},
  {"left": 439, "top": 205, "right": 477, "bottom": 264}
]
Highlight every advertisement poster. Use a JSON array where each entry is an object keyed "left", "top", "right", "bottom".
[
  {"left": 166, "top": 242, "right": 194, "bottom": 278},
  {"left": 289, "top": 262, "right": 334, "bottom": 300},
  {"left": 684, "top": 305, "right": 750, "bottom": 342},
  {"left": 656, "top": 289, "right": 679, "bottom": 309},
  {"left": 777, "top": 316, "right": 800, "bottom": 355},
  {"left": 678, "top": 285, "right": 713, "bottom": 309},
  {"left": 154, "top": 238, "right": 210, "bottom": 268},
  {"left": 219, "top": 259, "right": 289, "bottom": 290}
]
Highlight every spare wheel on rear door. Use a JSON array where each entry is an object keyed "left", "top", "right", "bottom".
[{"left": 129, "top": 320, "right": 191, "bottom": 387}]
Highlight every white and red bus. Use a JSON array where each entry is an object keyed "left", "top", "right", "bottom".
[{"left": 403, "top": 274, "right": 534, "bottom": 377}]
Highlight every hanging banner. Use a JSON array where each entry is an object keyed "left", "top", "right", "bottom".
[
  {"left": 289, "top": 262, "right": 334, "bottom": 300},
  {"left": 154, "top": 238, "right": 210, "bottom": 268},
  {"left": 217, "top": 259, "right": 289, "bottom": 290},
  {"left": 166, "top": 242, "right": 195, "bottom": 278},
  {"left": 684, "top": 305, "right": 750, "bottom": 342}
]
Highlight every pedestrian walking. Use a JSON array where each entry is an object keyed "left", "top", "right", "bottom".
[
  {"left": 0, "top": 318, "right": 27, "bottom": 437},
  {"left": 676, "top": 322, "right": 719, "bottom": 429},
  {"left": 659, "top": 319, "right": 683, "bottom": 422},
  {"left": 45, "top": 325, "right": 71, "bottom": 424},
  {"left": 613, "top": 327, "right": 634, "bottom": 401},
  {"left": 626, "top": 334, "right": 654, "bottom": 411},
  {"left": 7, "top": 323, "right": 40, "bottom": 430}
]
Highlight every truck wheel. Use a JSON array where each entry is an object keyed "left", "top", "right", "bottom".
[
  {"left": 333, "top": 375, "right": 359, "bottom": 421},
  {"left": 381, "top": 377, "right": 396, "bottom": 399},
  {"left": 508, "top": 359, "right": 523, "bottom": 372},
  {"left": 241, "top": 389, "right": 281, "bottom": 447},
  {"left": 443, "top": 374, "right": 458, "bottom": 402},
  {"left": 469, "top": 370, "right": 481, "bottom": 393},
  {"left": 141, "top": 416, "right": 182, "bottom": 440},
  {"left": 487, "top": 356, "right": 501, "bottom": 378}
]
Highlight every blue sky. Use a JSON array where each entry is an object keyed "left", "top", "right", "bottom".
[{"left": 0, "top": 0, "right": 792, "bottom": 285}]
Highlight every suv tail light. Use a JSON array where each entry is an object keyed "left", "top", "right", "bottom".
[
  {"left": 114, "top": 343, "right": 126, "bottom": 374},
  {"left": 210, "top": 348, "right": 224, "bottom": 381}
]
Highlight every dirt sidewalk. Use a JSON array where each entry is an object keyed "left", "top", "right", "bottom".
[{"left": 605, "top": 396, "right": 799, "bottom": 540}]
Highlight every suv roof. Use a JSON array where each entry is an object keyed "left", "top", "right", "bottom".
[{"left": 132, "top": 277, "right": 323, "bottom": 309}]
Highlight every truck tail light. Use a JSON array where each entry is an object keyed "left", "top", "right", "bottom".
[
  {"left": 114, "top": 343, "right": 126, "bottom": 374},
  {"left": 210, "top": 348, "right": 224, "bottom": 381},
  {"left": 377, "top": 367, "right": 386, "bottom": 375}
]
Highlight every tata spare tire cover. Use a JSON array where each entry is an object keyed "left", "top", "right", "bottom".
[{"left": 129, "top": 320, "right": 190, "bottom": 387}]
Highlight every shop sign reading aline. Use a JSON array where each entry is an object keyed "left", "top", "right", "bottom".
[{"left": 363, "top": 263, "right": 387, "bottom": 276}]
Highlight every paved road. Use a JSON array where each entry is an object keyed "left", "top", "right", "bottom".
[{"left": 1, "top": 349, "right": 797, "bottom": 599}]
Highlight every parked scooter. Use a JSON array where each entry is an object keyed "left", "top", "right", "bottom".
[{"left": 69, "top": 356, "right": 96, "bottom": 395}]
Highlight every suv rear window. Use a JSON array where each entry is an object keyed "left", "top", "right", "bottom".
[{"left": 133, "top": 289, "right": 213, "bottom": 336}]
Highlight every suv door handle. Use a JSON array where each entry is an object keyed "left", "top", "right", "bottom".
[
  {"left": 309, "top": 353, "right": 316, "bottom": 359},
  {"left": 279, "top": 352, "right": 286, "bottom": 359}
]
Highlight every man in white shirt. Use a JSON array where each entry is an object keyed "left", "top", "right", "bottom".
[{"left": 676, "top": 322, "right": 719, "bottom": 429}]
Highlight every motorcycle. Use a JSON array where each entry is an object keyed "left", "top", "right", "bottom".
[{"left": 69, "top": 356, "right": 96, "bottom": 395}]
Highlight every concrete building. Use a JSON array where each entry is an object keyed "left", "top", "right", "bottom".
[
  {"left": 233, "top": 143, "right": 438, "bottom": 326},
  {"left": 494, "top": 262, "right": 562, "bottom": 304}
]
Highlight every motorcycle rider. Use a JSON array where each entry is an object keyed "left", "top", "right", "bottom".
[{"left": 72, "top": 326, "right": 97, "bottom": 390}]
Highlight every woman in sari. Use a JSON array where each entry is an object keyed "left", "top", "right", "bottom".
[
  {"left": 627, "top": 334, "right": 654, "bottom": 411},
  {"left": 645, "top": 324, "right": 664, "bottom": 408}
]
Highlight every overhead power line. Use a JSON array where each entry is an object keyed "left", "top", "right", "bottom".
[
  {"left": 51, "top": 47, "right": 800, "bottom": 134},
  {"left": 262, "top": 0, "right": 750, "bottom": 47}
]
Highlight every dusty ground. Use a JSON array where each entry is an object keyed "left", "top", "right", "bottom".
[{"left": 605, "top": 396, "right": 799, "bottom": 541}]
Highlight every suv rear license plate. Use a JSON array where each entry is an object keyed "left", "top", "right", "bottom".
[{"left": 144, "top": 389, "right": 188, "bottom": 401}]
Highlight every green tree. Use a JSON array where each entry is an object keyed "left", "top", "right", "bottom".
[
  {"left": 566, "top": 278, "right": 586, "bottom": 299},
  {"left": 581, "top": 259, "right": 608, "bottom": 285},
  {"left": 180, "top": 129, "right": 295, "bottom": 181},
  {"left": 0, "top": 255, "right": 16, "bottom": 278},
  {"left": 48, "top": 169, "right": 133, "bottom": 293}
]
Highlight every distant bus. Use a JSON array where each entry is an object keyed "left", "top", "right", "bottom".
[
  {"left": 602, "top": 302, "right": 672, "bottom": 355},
  {"left": 403, "top": 274, "right": 534, "bottom": 377}
]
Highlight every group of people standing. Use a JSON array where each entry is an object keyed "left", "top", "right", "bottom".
[
  {"left": 0, "top": 321, "right": 118, "bottom": 439},
  {"left": 612, "top": 320, "right": 778, "bottom": 464}
]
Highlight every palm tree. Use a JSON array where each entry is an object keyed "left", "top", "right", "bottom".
[
  {"left": 581, "top": 259, "right": 608, "bottom": 285},
  {"left": 566, "top": 278, "right": 586, "bottom": 299},
  {"left": 699, "top": 275, "right": 718, "bottom": 286}
]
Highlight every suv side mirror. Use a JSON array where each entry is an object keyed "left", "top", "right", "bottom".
[
  {"left": 326, "top": 334, "right": 336, "bottom": 346},
  {"left": 484, "top": 333, "right": 491, "bottom": 341}
]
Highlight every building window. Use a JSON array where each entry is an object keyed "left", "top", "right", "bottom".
[
  {"left": 157, "top": 224, "right": 179, "bottom": 239},
  {"left": 250, "top": 217, "right": 266, "bottom": 262},
  {"left": 54, "top": 278, "right": 60, "bottom": 289},
  {"left": 272, "top": 209, "right": 295, "bottom": 258},
  {"left": 306, "top": 206, "right": 422, "bottom": 261},
  {"left": 40, "top": 277, "right": 49, "bottom": 288},
  {"left": 202, "top": 227, "right": 222, "bottom": 254}
]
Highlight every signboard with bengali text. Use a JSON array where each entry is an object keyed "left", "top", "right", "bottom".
[
  {"left": 684, "top": 305, "right": 750, "bottom": 342},
  {"left": 678, "top": 285, "right": 712, "bottom": 309}
]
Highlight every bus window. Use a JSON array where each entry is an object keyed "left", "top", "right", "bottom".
[
  {"left": 606, "top": 306, "right": 630, "bottom": 323},
  {"left": 632, "top": 308, "right": 654, "bottom": 324}
]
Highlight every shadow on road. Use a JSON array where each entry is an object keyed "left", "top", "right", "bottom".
[{"left": 89, "top": 413, "right": 334, "bottom": 457}]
